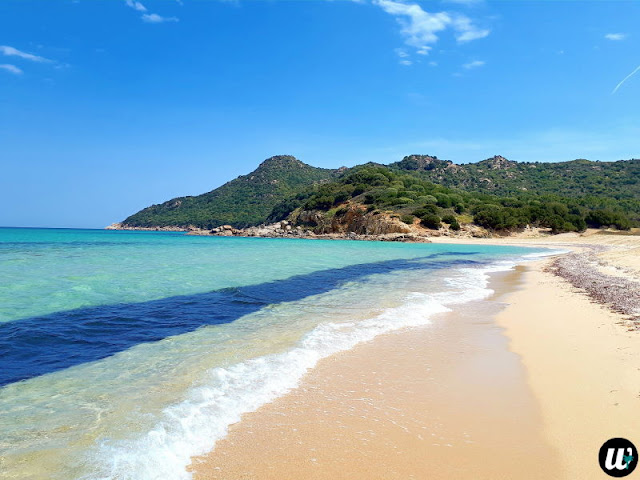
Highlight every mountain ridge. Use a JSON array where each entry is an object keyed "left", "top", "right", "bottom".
[{"left": 115, "top": 154, "right": 640, "bottom": 234}]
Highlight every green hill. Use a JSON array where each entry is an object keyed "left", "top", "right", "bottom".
[
  {"left": 392, "top": 154, "right": 640, "bottom": 196},
  {"left": 121, "top": 155, "right": 339, "bottom": 229},
  {"left": 118, "top": 154, "right": 640, "bottom": 233},
  {"left": 267, "top": 157, "right": 640, "bottom": 233},
  {"left": 390, "top": 155, "right": 640, "bottom": 220}
]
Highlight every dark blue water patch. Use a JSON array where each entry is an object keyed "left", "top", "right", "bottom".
[{"left": 0, "top": 254, "right": 484, "bottom": 387}]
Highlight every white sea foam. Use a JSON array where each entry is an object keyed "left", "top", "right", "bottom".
[{"left": 88, "top": 261, "right": 515, "bottom": 480}]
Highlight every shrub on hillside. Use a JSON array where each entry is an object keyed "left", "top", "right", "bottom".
[
  {"left": 412, "top": 205, "right": 439, "bottom": 217},
  {"left": 585, "top": 210, "right": 631, "bottom": 230},
  {"left": 420, "top": 213, "right": 441, "bottom": 230}
]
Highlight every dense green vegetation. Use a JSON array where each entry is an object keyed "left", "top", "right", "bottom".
[
  {"left": 390, "top": 155, "right": 640, "bottom": 225},
  {"left": 122, "top": 156, "right": 338, "bottom": 228},
  {"left": 268, "top": 162, "right": 637, "bottom": 233},
  {"left": 121, "top": 153, "right": 639, "bottom": 233}
]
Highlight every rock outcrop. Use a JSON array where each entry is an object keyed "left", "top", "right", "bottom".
[
  {"left": 294, "top": 205, "right": 412, "bottom": 236},
  {"left": 393, "top": 154, "right": 454, "bottom": 172},
  {"left": 479, "top": 155, "right": 517, "bottom": 170},
  {"left": 105, "top": 223, "right": 187, "bottom": 232}
]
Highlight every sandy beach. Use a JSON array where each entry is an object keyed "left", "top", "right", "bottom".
[
  {"left": 496, "top": 262, "right": 640, "bottom": 479},
  {"left": 191, "top": 232, "right": 640, "bottom": 479}
]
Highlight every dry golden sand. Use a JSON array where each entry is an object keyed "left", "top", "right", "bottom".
[
  {"left": 191, "top": 232, "right": 640, "bottom": 479},
  {"left": 432, "top": 229, "right": 640, "bottom": 276},
  {"left": 496, "top": 262, "right": 640, "bottom": 479}
]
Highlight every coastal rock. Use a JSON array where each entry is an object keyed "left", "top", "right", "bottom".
[
  {"left": 295, "top": 205, "right": 412, "bottom": 236},
  {"left": 198, "top": 206, "right": 433, "bottom": 243},
  {"left": 104, "top": 223, "right": 187, "bottom": 232}
]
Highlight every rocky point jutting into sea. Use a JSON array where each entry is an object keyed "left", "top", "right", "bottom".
[{"left": 106, "top": 203, "right": 498, "bottom": 242}]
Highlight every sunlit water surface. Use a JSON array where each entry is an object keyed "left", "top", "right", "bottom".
[{"left": 0, "top": 228, "right": 551, "bottom": 479}]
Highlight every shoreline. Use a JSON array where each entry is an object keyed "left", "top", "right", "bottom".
[
  {"left": 107, "top": 221, "right": 640, "bottom": 253},
  {"left": 190, "top": 265, "right": 559, "bottom": 479},
  {"left": 189, "top": 235, "right": 640, "bottom": 479},
  {"left": 105, "top": 220, "right": 559, "bottom": 243}
]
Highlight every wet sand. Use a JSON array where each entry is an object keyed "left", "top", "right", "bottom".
[{"left": 190, "top": 269, "right": 560, "bottom": 479}]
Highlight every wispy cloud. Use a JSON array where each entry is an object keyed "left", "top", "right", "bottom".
[
  {"left": 375, "top": 0, "right": 450, "bottom": 50},
  {"left": 141, "top": 13, "right": 179, "bottom": 23},
  {"left": 373, "top": 0, "right": 489, "bottom": 57},
  {"left": 394, "top": 48, "right": 413, "bottom": 65},
  {"left": 452, "top": 15, "right": 490, "bottom": 42},
  {"left": 125, "top": 0, "right": 147, "bottom": 12},
  {"left": 612, "top": 64, "right": 640, "bottom": 94},
  {"left": 605, "top": 33, "right": 626, "bottom": 41},
  {"left": 0, "top": 64, "right": 23, "bottom": 75},
  {"left": 124, "top": 0, "right": 178, "bottom": 24},
  {"left": 443, "top": 0, "right": 483, "bottom": 5},
  {"left": 463, "top": 59, "right": 484, "bottom": 69},
  {"left": 0, "top": 45, "right": 51, "bottom": 63}
]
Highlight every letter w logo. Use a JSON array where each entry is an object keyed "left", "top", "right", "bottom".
[{"left": 606, "top": 448, "right": 633, "bottom": 471}]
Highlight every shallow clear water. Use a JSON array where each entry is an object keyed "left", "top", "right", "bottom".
[{"left": 0, "top": 228, "right": 549, "bottom": 480}]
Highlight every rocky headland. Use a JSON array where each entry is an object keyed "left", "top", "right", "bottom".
[{"left": 106, "top": 205, "right": 503, "bottom": 242}]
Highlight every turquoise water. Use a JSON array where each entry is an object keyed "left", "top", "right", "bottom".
[{"left": 0, "top": 228, "right": 549, "bottom": 480}]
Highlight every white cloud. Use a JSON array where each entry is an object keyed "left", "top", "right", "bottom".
[
  {"left": 0, "top": 64, "right": 23, "bottom": 75},
  {"left": 428, "top": 60, "right": 438, "bottom": 66},
  {"left": 395, "top": 48, "right": 409, "bottom": 58},
  {"left": 375, "top": 0, "right": 451, "bottom": 50},
  {"left": 452, "top": 15, "right": 490, "bottom": 42},
  {"left": 124, "top": 0, "right": 178, "bottom": 24},
  {"left": 605, "top": 33, "right": 626, "bottom": 41},
  {"left": 373, "top": 0, "right": 489, "bottom": 54},
  {"left": 125, "top": 0, "right": 147, "bottom": 12},
  {"left": 462, "top": 59, "right": 484, "bottom": 69},
  {"left": 612, "top": 64, "right": 640, "bottom": 94},
  {"left": 399, "top": 59, "right": 412, "bottom": 66},
  {"left": 0, "top": 45, "right": 51, "bottom": 63},
  {"left": 141, "top": 13, "right": 179, "bottom": 23}
]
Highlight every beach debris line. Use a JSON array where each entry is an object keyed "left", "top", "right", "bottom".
[{"left": 547, "top": 248, "right": 640, "bottom": 330}]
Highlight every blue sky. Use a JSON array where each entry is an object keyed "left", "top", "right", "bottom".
[{"left": 1, "top": 0, "right": 639, "bottom": 228}]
